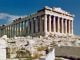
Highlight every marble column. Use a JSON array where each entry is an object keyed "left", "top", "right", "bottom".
[
  {"left": 15, "top": 24, "right": 17, "bottom": 36},
  {"left": 53, "top": 16, "right": 56, "bottom": 33},
  {"left": 69, "top": 20, "right": 71, "bottom": 34},
  {"left": 18, "top": 23, "right": 20, "bottom": 36},
  {"left": 12, "top": 25, "right": 13, "bottom": 37},
  {"left": 72, "top": 20, "right": 73, "bottom": 34},
  {"left": 9, "top": 26, "right": 11, "bottom": 37},
  {"left": 61, "top": 18, "right": 64, "bottom": 33},
  {"left": 58, "top": 17, "right": 60, "bottom": 33},
  {"left": 40, "top": 16, "right": 42, "bottom": 32},
  {"left": 17, "top": 24, "right": 19, "bottom": 36},
  {"left": 44, "top": 14, "right": 47, "bottom": 33},
  {"left": 20, "top": 22, "right": 22, "bottom": 36},
  {"left": 31, "top": 19, "right": 34, "bottom": 33},
  {"left": 13, "top": 24, "right": 15, "bottom": 36},
  {"left": 49, "top": 15, "right": 51, "bottom": 32},
  {"left": 63, "top": 19, "right": 66, "bottom": 33},
  {"left": 17, "top": 23, "right": 19, "bottom": 36},
  {"left": 7, "top": 27, "right": 8, "bottom": 36},
  {"left": 16, "top": 24, "right": 17, "bottom": 36},
  {"left": 7, "top": 26, "right": 8, "bottom": 37},
  {"left": 65, "top": 19, "right": 67, "bottom": 34},
  {"left": 23, "top": 21, "right": 25, "bottom": 34},
  {"left": 8, "top": 26, "right": 10, "bottom": 37},
  {"left": 35, "top": 18, "right": 38, "bottom": 33},
  {"left": 10, "top": 25, "right": 12, "bottom": 37},
  {"left": 21, "top": 22, "right": 23, "bottom": 36},
  {"left": 24, "top": 21, "right": 26, "bottom": 33},
  {"left": 28, "top": 20, "right": 30, "bottom": 34},
  {"left": 22, "top": 21, "right": 24, "bottom": 35},
  {"left": 24, "top": 21, "right": 26, "bottom": 36},
  {"left": 5, "top": 27, "right": 7, "bottom": 36},
  {"left": 37, "top": 17, "right": 40, "bottom": 33}
]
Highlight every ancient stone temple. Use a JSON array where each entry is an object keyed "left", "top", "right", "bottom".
[{"left": 0, "top": 6, "right": 74, "bottom": 37}]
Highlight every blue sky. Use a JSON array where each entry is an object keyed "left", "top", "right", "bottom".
[{"left": 0, "top": 0, "right": 80, "bottom": 35}]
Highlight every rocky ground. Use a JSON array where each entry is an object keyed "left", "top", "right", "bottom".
[{"left": 0, "top": 34, "right": 80, "bottom": 60}]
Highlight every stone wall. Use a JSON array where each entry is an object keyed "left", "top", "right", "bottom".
[{"left": 55, "top": 46, "right": 80, "bottom": 58}]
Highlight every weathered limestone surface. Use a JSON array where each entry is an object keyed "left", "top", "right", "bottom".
[
  {"left": 0, "top": 35, "right": 7, "bottom": 60},
  {"left": 55, "top": 46, "right": 80, "bottom": 58},
  {"left": 0, "top": 35, "right": 80, "bottom": 60}
]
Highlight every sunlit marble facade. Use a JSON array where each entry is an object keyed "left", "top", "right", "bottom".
[{"left": 0, "top": 6, "right": 74, "bottom": 37}]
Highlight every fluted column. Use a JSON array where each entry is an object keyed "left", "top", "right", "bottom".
[
  {"left": 24, "top": 21, "right": 26, "bottom": 36},
  {"left": 11, "top": 25, "right": 13, "bottom": 37},
  {"left": 31, "top": 19, "right": 34, "bottom": 33},
  {"left": 21, "top": 22, "right": 23, "bottom": 36},
  {"left": 44, "top": 14, "right": 47, "bottom": 33},
  {"left": 49, "top": 15, "right": 51, "bottom": 32},
  {"left": 28, "top": 20, "right": 30, "bottom": 34},
  {"left": 10, "top": 25, "right": 12, "bottom": 37},
  {"left": 23, "top": 21, "right": 26, "bottom": 33},
  {"left": 6, "top": 27, "right": 8, "bottom": 37},
  {"left": 17, "top": 23, "right": 19, "bottom": 36},
  {"left": 16, "top": 24, "right": 17, "bottom": 36},
  {"left": 65, "top": 19, "right": 67, "bottom": 34},
  {"left": 23, "top": 21, "right": 25, "bottom": 35},
  {"left": 53, "top": 16, "right": 56, "bottom": 33},
  {"left": 58, "top": 17, "right": 60, "bottom": 33},
  {"left": 40, "top": 16, "right": 42, "bottom": 32},
  {"left": 15, "top": 24, "right": 17, "bottom": 36},
  {"left": 35, "top": 19, "right": 38, "bottom": 33},
  {"left": 16, "top": 24, "right": 18, "bottom": 36},
  {"left": 20, "top": 22, "right": 22, "bottom": 36},
  {"left": 69, "top": 20, "right": 70, "bottom": 34},
  {"left": 18, "top": 23, "right": 20, "bottom": 36},
  {"left": 8, "top": 26, "right": 10, "bottom": 37},
  {"left": 61, "top": 18, "right": 64, "bottom": 33},
  {"left": 13, "top": 24, "right": 15, "bottom": 36},
  {"left": 6, "top": 27, "right": 8, "bottom": 35},
  {"left": 9, "top": 26, "right": 11, "bottom": 37},
  {"left": 72, "top": 20, "right": 73, "bottom": 34},
  {"left": 22, "top": 21, "right": 24, "bottom": 35},
  {"left": 17, "top": 24, "right": 19, "bottom": 36},
  {"left": 7, "top": 26, "right": 9, "bottom": 37}
]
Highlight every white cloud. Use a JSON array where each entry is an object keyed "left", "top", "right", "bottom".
[{"left": 0, "top": 13, "right": 25, "bottom": 24}]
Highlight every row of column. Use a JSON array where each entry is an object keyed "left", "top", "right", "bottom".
[
  {"left": 0, "top": 14, "right": 73, "bottom": 37},
  {"left": 1, "top": 16, "right": 44, "bottom": 37},
  {"left": 29, "top": 16, "right": 44, "bottom": 34},
  {"left": 1, "top": 20, "right": 29, "bottom": 37},
  {"left": 44, "top": 14, "right": 73, "bottom": 34}
]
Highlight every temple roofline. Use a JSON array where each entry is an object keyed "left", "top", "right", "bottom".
[{"left": 38, "top": 6, "right": 74, "bottom": 17}]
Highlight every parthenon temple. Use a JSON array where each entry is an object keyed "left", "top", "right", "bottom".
[{"left": 0, "top": 6, "right": 74, "bottom": 37}]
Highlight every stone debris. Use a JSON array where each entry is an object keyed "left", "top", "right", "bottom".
[{"left": 0, "top": 35, "right": 80, "bottom": 60}]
